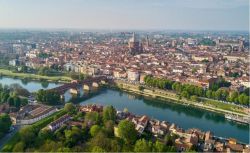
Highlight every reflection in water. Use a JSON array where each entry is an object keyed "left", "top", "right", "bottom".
[
  {"left": 41, "top": 81, "right": 49, "bottom": 88},
  {"left": 78, "top": 89, "right": 249, "bottom": 143},
  {"left": 0, "top": 76, "right": 248, "bottom": 143},
  {"left": 21, "top": 78, "right": 29, "bottom": 85},
  {"left": 0, "top": 76, "right": 62, "bottom": 92}
]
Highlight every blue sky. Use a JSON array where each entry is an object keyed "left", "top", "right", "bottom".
[{"left": 0, "top": 0, "right": 249, "bottom": 31}]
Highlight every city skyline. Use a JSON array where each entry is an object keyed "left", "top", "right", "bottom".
[{"left": 0, "top": 0, "right": 249, "bottom": 31}]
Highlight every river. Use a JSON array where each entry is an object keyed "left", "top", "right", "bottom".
[
  {"left": 0, "top": 76, "right": 249, "bottom": 143},
  {"left": 0, "top": 76, "right": 62, "bottom": 92}
]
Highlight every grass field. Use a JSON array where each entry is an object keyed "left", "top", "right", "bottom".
[
  {"left": 202, "top": 99, "right": 246, "bottom": 114},
  {"left": 1, "top": 109, "right": 66, "bottom": 152},
  {"left": 0, "top": 68, "right": 72, "bottom": 82}
]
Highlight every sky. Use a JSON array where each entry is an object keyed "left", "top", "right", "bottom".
[{"left": 0, "top": 0, "right": 249, "bottom": 31}]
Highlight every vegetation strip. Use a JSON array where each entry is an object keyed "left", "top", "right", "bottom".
[
  {"left": 1, "top": 109, "right": 66, "bottom": 152},
  {"left": 0, "top": 68, "right": 72, "bottom": 83}
]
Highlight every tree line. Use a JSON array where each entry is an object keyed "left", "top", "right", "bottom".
[
  {"left": 144, "top": 75, "right": 249, "bottom": 106},
  {"left": 0, "top": 113, "right": 12, "bottom": 139},
  {"left": 35, "top": 89, "right": 62, "bottom": 105},
  {"left": 0, "top": 83, "right": 28, "bottom": 110},
  {"left": 9, "top": 104, "right": 179, "bottom": 152}
]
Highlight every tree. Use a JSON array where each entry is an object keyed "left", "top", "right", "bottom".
[
  {"left": 164, "top": 134, "right": 174, "bottom": 146},
  {"left": 181, "top": 91, "right": 190, "bottom": 99},
  {"left": 38, "top": 140, "right": 63, "bottom": 152},
  {"left": 90, "top": 125, "right": 102, "bottom": 137},
  {"left": 228, "top": 91, "right": 239, "bottom": 103},
  {"left": 190, "top": 95, "right": 198, "bottom": 102},
  {"left": 64, "top": 126, "right": 82, "bottom": 147},
  {"left": 104, "top": 120, "right": 114, "bottom": 137},
  {"left": 9, "top": 84, "right": 30, "bottom": 97},
  {"left": 64, "top": 103, "right": 76, "bottom": 114},
  {"left": 134, "top": 139, "right": 152, "bottom": 152},
  {"left": 103, "top": 105, "right": 116, "bottom": 122},
  {"left": 19, "top": 126, "right": 36, "bottom": 145},
  {"left": 206, "top": 90, "right": 213, "bottom": 98},
  {"left": 1, "top": 92, "right": 10, "bottom": 103},
  {"left": 110, "top": 138, "right": 123, "bottom": 152},
  {"left": 117, "top": 120, "right": 137, "bottom": 145},
  {"left": 153, "top": 140, "right": 167, "bottom": 152},
  {"left": 84, "top": 112, "right": 101, "bottom": 126},
  {"left": 13, "top": 142, "right": 25, "bottom": 152},
  {"left": 13, "top": 96, "right": 21, "bottom": 109},
  {"left": 36, "top": 89, "right": 61, "bottom": 105},
  {"left": 238, "top": 94, "right": 249, "bottom": 105},
  {"left": 37, "top": 67, "right": 51, "bottom": 76},
  {"left": 0, "top": 113, "right": 12, "bottom": 134},
  {"left": 91, "top": 146, "right": 106, "bottom": 152},
  {"left": 38, "top": 129, "right": 53, "bottom": 141},
  {"left": 172, "top": 82, "right": 182, "bottom": 93},
  {"left": 243, "top": 88, "right": 249, "bottom": 96},
  {"left": 166, "top": 146, "right": 177, "bottom": 152},
  {"left": 89, "top": 132, "right": 111, "bottom": 151},
  {"left": 7, "top": 96, "right": 14, "bottom": 106},
  {"left": 199, "top": 38, "right": 216, "bottom": 46}
]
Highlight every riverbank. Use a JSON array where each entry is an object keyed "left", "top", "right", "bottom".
[
  {"left": 0, "top": 68, "right": 72, "bottom": 83},
  {"left": 113, "top": 80, "right": 248, "bottom": 118}
]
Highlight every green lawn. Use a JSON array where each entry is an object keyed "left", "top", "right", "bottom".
[
  {"left": 0, "top": 68, "right": 72, "bottom": 82},
  {"left": 202, "top": 99, "right": 245, "bottom": 114},
  {"left": 1, "top": 109, "right": 66, "bottom": 152}
]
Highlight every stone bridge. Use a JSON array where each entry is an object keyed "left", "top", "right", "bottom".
[{"left": 49, "top": 76, "right": 108, "bottom": 95}]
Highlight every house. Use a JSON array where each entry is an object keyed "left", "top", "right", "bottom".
[
  {"left": 64, "top": 62, "right": 76, "bottom": 72},
  {"left": 116, "top": 110, "right": 130, "bottom": 120},
  {"left": 160, "top": 121, "right": 170, "bottom": 129},
  {"left": 9, "top": 59, "right": 19, "bottom": 66},
  {"left": 127, "top": 115, "right": 149, "bottom": 134},
  {"left": 79, "top": 104, "right": 103, "bottom": 113},
  {"left": 203, "top": 139, "right": 215, "bottom": 152},
  {"left": 113, "top": 70, "right": 127, "bottom": 79},
  {"left": 127, "top": 69, "right": 140, "bottom": 81},
  {"left": 139, "top": 73, "right": 146, "bottom": 84},
  {"left": 151, "top": 125, "right": 165, "bottom": 136},
  {"left": 226, "top": 144, "right": 243, "bottom": 152},
  {"left": 205, "top": 131, "right": 213, "bottom": 141},
  {"left": 48, "top": 114, "right": 71, "bottom": 131},
  {"left": 67, "top": 121, "right": 83, "bottom": 128},
  {"left": 214, "top": 141, "right": 224, "bottom": 152},
  {"left": 175, "top": 137, "right": 194, "bottom": 152},
  {"left": 130, "top": 115, "right": 149, "bottom": 134}
]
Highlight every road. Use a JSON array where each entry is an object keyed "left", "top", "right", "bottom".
[{"left": 0, "top": 125, "right": 21, "bottom": 150}]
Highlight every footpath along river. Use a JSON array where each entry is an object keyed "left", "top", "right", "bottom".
[{"left": 0, "top": 76, "right": 249, "bottom": 143}]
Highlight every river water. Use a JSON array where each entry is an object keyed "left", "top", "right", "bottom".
[
  {"left": 0, "top": 76, "right": 249, "bottom": 143},
  {"left": 0, "top": 76, "right": 62, "bottom": 92}
]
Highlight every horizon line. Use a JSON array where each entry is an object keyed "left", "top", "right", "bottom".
[{"left": 0, "top": 27, "right": 248, "bottom": 33}]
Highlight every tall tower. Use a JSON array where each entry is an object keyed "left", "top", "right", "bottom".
[
  {"left": 128, "top": 32, "right": 142, "bottom": 55},
  {"left": 239, "top": 39, "right": 244, "bottom": 52},
  {"left": 146, "top": 35, "right": 150, "bottom": 47}
]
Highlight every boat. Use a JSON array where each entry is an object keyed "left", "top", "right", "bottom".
[{"left": 225, "top": 113, "right": 250, "bottom": 124}]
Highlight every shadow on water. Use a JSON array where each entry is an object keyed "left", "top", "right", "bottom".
[
  {"left": 227, "top": 120, "right": 249, "bottom": 131},
  {"left": 70, "top": 87, "right": 249, "bottom": 143},
  {"left": 108, "top": 89, "right": 248, "bottom": 126},
  {"left": 41, "top": 81, "right": 49, "bottom": 88},
  {"left": 69, "top": 88, "right": 106, "bottom": 104},
  {"left": 21, "top": 78, "right": 30, "bottom": 85}
]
